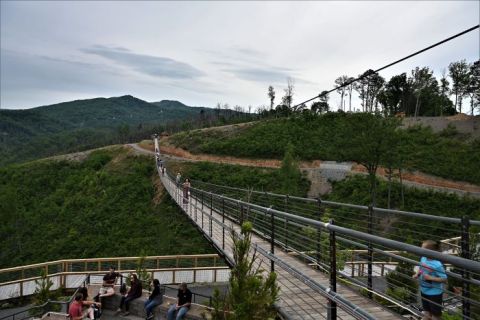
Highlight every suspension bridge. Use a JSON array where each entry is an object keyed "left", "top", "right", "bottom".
[{"left": 154, "top": 137, "right": 480, "bottom": 320}]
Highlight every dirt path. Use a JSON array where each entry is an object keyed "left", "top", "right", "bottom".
[{"left": 132, "top": 141, "right": 480, "bottom": 197}]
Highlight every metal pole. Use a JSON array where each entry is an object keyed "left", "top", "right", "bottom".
[
  {"left": 367, "top": 205, "right": 373, "bottom": 299},
  {"left": 461, "top": 215, "right": 471, "bottom": 319},
  {"left": 222, "top": 198, "right": 225, "bottom": 250},
  {"left": 285, "top": 195, "right": 289, "bottom": 250},
  {"left": 210, "top": 192, "right": 213, "bottom": 237},
  {"left": 317, "top": 197, "right": 322, "bottom": 268},
  {"left": 329, "top": 219, "right": 337, "bottom": 320},
  {"left": 240, "top": 203, "right": 244, "bottom": 225},
  {"left": 270, "top": 207, "right": 275, "bottom": 272}
]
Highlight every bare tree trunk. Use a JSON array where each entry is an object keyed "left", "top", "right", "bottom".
[
  {"left": 349, "top": 90, "right": 352, "bottom": 112},
  {"left": 455, "top": 91, "right": 458, "bottom": 112},
  {"left": 414, "top": 94, "right": 421, "bottom": 118}
]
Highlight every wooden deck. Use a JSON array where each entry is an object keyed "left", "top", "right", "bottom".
[{"left": 160, "top": 174, "right": 402, "bottom": 320}]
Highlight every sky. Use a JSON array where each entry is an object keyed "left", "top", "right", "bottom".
[{"left": 0, "top": 1, "right": 479, "bottom": 110}]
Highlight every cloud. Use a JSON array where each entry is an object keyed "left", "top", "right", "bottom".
[
  {"left": 224, "top": 67, "right": 293, "bottom": 83},
  {"left": 82, "top": 45, "right": 205, "bottom": 79}
]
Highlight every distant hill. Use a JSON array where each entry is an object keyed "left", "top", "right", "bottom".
[{"left": 0, "top": 95, "right": 225, "bottom": 166}]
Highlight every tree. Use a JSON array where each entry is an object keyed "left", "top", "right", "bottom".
[
  {"left": 279, "top": 143, "right": 302, "bottom": 195},
  {"left": 448, "top": 60, "right": 470, "bottom": 113},
  {"left": 335, "top": 75, "right": 350, "bottom": 111},
  {"left": 311, "top": 101, "right": 329, "bottom": 114},
  {"left": 365, "top": 73, "right": 385, "bottom": 113},
  {"left": 268, "top": 86, "right": 275, "bottom": 111},
  {"left": 354, "top": 70, "right": 376, "bottom": 112},
  {"left": 376, "top": 73, "right": 409, "bottom": 116},
  {"left": 33, "top": 269, "right": 55, "bottom": 306},
  {"left": 346, "top": 76, "right": 355, "bottom": 112},
  {"left": 210, "top": 222, "right": 279, "bottom": 320},
  {"left": 282, "top": 78, "right": 295, "bottom": 111},
  {"left": 311, "top": 91, "right": 330, "bottom": 114},
  {"left": 135, "top": 254, "right": 152, "bottom": 288},
  {"left": 409, "top": 67, "right": 437, "bottom": 117},
  {"left": 338, "top": 113, "right": 400, "bottom": 205},
  {"left": 467, "top": 60, "right": 480, "bottom": 115},
  {"left": 439, "top": 71, "right": 451, "bottom": 116}
]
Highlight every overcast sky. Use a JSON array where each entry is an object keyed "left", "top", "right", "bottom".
[{"left": 1, "top": 1, "right": 479, "bottom": 110}]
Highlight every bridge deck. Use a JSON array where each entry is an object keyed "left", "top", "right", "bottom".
[{"left": 160, "top": 174, "right": 402, "bottom": 320}]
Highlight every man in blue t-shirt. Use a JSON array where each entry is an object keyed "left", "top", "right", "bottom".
[{"left": 413, "top": 240, "right": 447, "bottom": 320}]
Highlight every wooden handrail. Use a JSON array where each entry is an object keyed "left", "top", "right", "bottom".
[
  {"left": 0, "top": 254, "right": 222, "bottom": 274},
  {"left": 0, "top": 266, "right": 230, "bottom": 286}
]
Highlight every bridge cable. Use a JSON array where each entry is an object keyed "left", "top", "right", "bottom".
[{"left": 293, "top": 25, "right": 480, "bottom": 109}]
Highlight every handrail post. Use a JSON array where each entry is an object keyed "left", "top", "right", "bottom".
[
  {"left": 285, "top": 195, "right": 289, "bottom": 250},
  {"left": 240, "top": 202, "right": 244, "bottom": 225},
  {"left": 194, "top": 191, "right": 198, "bottom": 222},
  {"left": 210, "top": 192, "right": 213, "bottom": 237},
  {"left": 328, "top": 219, "right": 337, "bottom": 320},
  {"left": 316, "top": 197, "right": 322, "bottom": 268},
  {"left": 367, "top": 205, "right": 373, "bottom": 299},
  {"left": 461, "top": 215, "right": 471, "bottom": 319},
  {"left": 269, "top": 207, "right": 275, "bottom": 272},
  {"left": 201, "top": 191, "right": 204, "bottom": 230},
  {"left": 222, "top": 198, "right": 225, "bottom": 250}
]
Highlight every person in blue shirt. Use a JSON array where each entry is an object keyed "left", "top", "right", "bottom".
[{"left": 413, "top": 240, "right": 447, "bottom": 320}]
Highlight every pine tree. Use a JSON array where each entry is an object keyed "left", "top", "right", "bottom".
[{"left": 210, "top": 222, "right": 279, "bottom": 320}]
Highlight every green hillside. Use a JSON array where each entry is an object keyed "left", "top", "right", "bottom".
[
  {"left": 170, "top": 113, "right": 480, "bottom": 185},
  {"left": 0, "top": 147, "right": 214, "bottom": 268},
  {"left": 0, "top": 96, "right": 227, "bottom": 166}
]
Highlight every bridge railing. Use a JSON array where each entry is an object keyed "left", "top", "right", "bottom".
[
  {"left": 189, "top": 179, "right": 480, "bottom": 253},
  {"left": 186, "top": 177, "right": 480, "bottom": 316},
  {"left": 160, "top": 166, "right": 480, "bottom": 319},
  {"left": 0, "top": 254, "right": 229, "bottom": 301}
]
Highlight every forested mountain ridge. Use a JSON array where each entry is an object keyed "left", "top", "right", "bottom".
[
  {"left": 0, "top": 95, "right": 208, "bottom": 136},
  {"left": 0, "top": 95, "right": 235, "bottom": 166}
]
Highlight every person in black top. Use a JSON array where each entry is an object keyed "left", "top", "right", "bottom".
[
  {"left": 167, "top": 282, "right": 192, "bottom": 320},
  {"left": 95, "top": 266, "right": 119, "bottom": 302},
  {"left": 144, "top": 279, "right": 164, "bottom": 320},
  {"left": 116, "top": 273, "right": 143, "bottom": 316}
]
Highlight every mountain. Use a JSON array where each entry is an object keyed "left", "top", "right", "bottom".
[{"left": 0, "top": 95, "right": 216, "bottom": 166}]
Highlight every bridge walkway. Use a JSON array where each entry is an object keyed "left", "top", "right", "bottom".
[{"left": 159, "top": 173, "right": 402, "bottom": 320}]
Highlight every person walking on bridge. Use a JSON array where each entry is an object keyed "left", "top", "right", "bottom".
[
  {"left": 183, "top": 178, "right": 191, "bottom": 204},
  {"left": 176, "top": 172, "right": 182, "bottom": 186},
  {"left": 413, "top": 240, "right": 447, "bottom": 320}
]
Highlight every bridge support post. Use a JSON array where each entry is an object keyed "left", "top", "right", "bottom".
[
  {"left": 461, "top": 215, "right": 470, "bottom": 319},
  {"left": 367, "top": 205, "right": 373, "bottom": 299},
  {"left": 284, "top": 195, "right": 289, "bottom": 250},
  {"left": 328, "top": 219, "right": 337, "bottom": 320},
  {"left": 194, "top": 191, "right": 197, "bottom": 222},
  {"left": 269, "top": 207, "right": 275, "bottom": 272},
  {"left": 201, "top": 191, "right": 204, "bottom": 230},
  {"left": 316, "top": 197, "right": 322, "bottom": 268},
  {"left": 222, "top": 198, "right": 225, "bottom": 250},
  {"left": 210, "top": 192, "right": 213, "bottom": 237}
]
